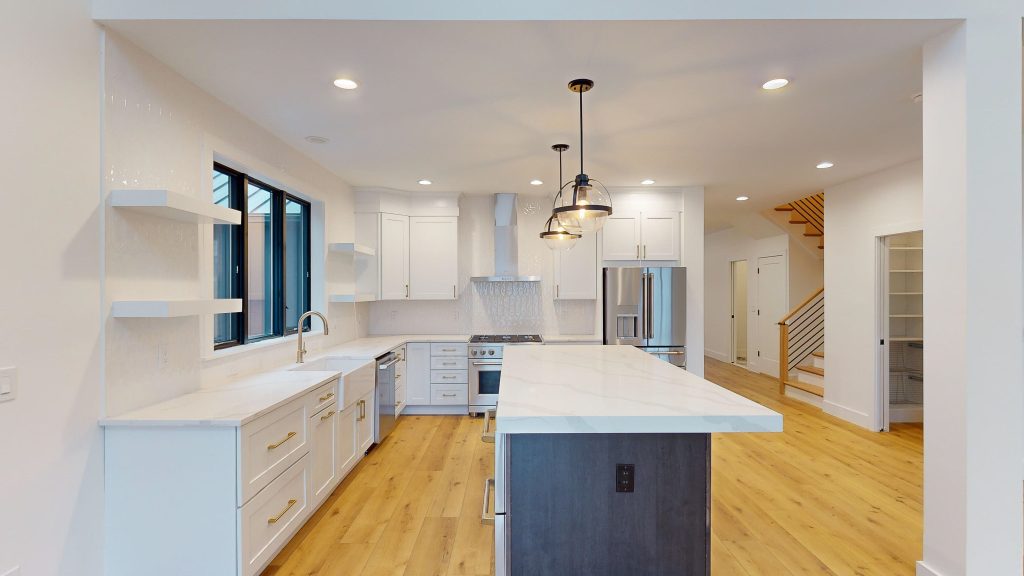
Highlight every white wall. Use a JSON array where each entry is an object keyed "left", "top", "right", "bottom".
[
  {"left": 823, "top": 159, "right": 922, "bottom": 429},
  {"left": 369, "top": 186, "right": 706, "bottom": 375},
  {"left": 704, "top": 217, "right": 823, "bottom": 375},
  {"left": 0, "top": 1, "right": 104, "bottom": 575},
  {"left": 102, "top": 32, "right": 369, "bottom": 415}
]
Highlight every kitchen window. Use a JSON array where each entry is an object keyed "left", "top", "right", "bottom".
[{"left": 213, "top": 163, "right": 311, "bottom": 349}]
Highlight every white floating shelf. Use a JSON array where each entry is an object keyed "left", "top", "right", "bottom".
[
  {"left": 329, "top": 243, "right": 376, "bottom": 257},
  {"left": 112, "top": 299, "right": 242, "bottom": 318},
  {"left": 111, "top": 189, "right": 241, "bottom": 225},
  {"left": 329, "top": 293, "right": 377, "bottom": 303}
]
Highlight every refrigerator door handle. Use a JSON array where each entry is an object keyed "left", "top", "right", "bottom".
[{"left": 645, "top": 272, "right": 654, "bottom": 339}]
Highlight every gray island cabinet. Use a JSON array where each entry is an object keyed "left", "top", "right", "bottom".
[{"left": 493, "top": 345, "right": 782, "bottom": 576}]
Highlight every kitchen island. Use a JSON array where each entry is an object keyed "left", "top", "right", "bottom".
[{"left": 493, "top": 345, "right": 782, "bottom": 576}]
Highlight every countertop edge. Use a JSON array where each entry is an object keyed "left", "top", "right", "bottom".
[{"left": 495, "top": 413, "right": 784, "bottom": 435}]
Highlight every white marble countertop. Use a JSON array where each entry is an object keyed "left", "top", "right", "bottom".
[
  {"left": 99, "top": 368, "right": 351, "bottom": 427},
  {"left": 497, "top": 345, "right": 782, "bottom": 434},
  {"left": 542, "top": 334, "right": 602, "bottom": 343}
]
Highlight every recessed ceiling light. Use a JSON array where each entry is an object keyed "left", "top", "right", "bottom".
[
  {"left": 641, "top": 179, "right": 655, "bottom": 185},
  {"left": 418, "top": 179, "right": 432, "bottom": 186},
  {"left": 762, "top": 78, "right": 790, "bottom": 90},
  {"left": 305, "top": 135, "right": 329, "bottom": 144},
  {"left": 530, "top": 179, "right": 543, "bottom": 186},
  {"left": 333, "top": 78, "right": 358, "bottom": 90},
  {"left": 736, "top": 196, "right": 750, "bottom": 201},
  {"left": 816, "top": 161, "right": 835, "bottom": 169}
]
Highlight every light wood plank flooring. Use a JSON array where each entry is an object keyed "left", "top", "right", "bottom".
[{"left": 264, "top": 357, "right": 922, "bottom": 576}]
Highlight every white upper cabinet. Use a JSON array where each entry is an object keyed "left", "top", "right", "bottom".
[
  {"left": 379, "top": 213, "right": 410, "bottom": 300},
  {"left": 602, "top": 213, "right": 642, "bottom": 260},
  {"left": 409, "top": 216, "right": 459, "bottom": 300},
  {"left": 601, "top": 210, "right": 681, "bottom": 262},
  {"left": 554, "top": 233, "right": 598, "bottom": 300},
  {"left": 640, "top": 211, "right": 680, "bottom": 261}
]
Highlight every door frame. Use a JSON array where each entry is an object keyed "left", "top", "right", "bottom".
[
  {"left": 873, "top": 225, "right": 924, "bottom": 432},
  {"left": 729, "top": 259, "right": 748, "bottom": 366}
]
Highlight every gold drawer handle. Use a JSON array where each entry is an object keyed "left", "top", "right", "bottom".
[
  {"left": 267, "top": 431, "right": 296, "bottom": 450},
  {"left": 320, "top": 410, "right": 336, "bottom": 421},
  {"left": 442, "top": 393, "right": 457, "bottom": 398},
  {"left": 267, "top": 499, "right": 297, "bottom": 524},
  {"left": 318, "top": 392, "right": 335, "bottom": 402}
]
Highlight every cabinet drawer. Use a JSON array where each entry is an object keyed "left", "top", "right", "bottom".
[
  {"left": 431, "top": 369, "right": 467, "bottom": 384},
  {"left": 240, "top": 399, "right": 308, "bottom": 505},
  {"left": 430, "top": 357, "right": 468, "bottom": 370},
  {"left": 239, "top": 454, "right": 310, "bottom": 576},
  {"left": 430, "top": 342, "right": 467, "bottom": 357},
  {"left": 431, "top": 384, "right": 468, "bottom": 405},
  {"left": 309, "top": 380, "right": 339, "bottom": 415}
]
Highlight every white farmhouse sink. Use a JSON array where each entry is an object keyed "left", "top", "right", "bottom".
[
  {"left": 289, "top": 357, "right": 371, "bottom": 373},
  {"left": 289, "top": 357, "right": 376, "bottom": 407}
]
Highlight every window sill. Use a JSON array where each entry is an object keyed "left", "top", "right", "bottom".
[{"left": 203, "top": 330, "right": 324, "bottom": 363}]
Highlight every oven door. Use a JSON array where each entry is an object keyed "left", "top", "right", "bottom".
[{"left": 470, "top": 360, "right": 502, "bottom": 411}]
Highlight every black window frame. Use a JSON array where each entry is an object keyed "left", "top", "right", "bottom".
[{"left": 213, "top": 162, "right": 312, "bottom": 350}]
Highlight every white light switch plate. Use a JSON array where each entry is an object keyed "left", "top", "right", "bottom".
[{"left": 0, "top": 366, "right": 17, "bottom": 403}]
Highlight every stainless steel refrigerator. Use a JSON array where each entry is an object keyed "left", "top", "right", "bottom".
[{"left": 603, "top": 267, "right": 687, "bottom": 368}]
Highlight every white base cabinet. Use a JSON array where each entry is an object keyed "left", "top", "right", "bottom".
[
  {"left": 105, "top": 363, "right": 378, "bottom": 576},
  {"left": 404, "top": 341, "right": 469, "bottom": 411}
]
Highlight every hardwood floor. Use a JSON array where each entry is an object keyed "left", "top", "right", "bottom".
[{"left": 264, "top": 357, "right": 922, "bottom": 576}]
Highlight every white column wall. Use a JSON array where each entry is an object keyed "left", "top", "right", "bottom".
[{"left": 920, "top": 20, "right": 1023, "bottom": 576}]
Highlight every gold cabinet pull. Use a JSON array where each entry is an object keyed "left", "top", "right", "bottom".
[
  {"left": 320, "top": 410, "right": 336, "bottom": 421},
  {"left": 267, "top": 499, "right": 297, "bottom": 524},
  {"left": 318, "top": 392, "right": 335, "bottom": 402},
  {"left": 267, "top": 431, "right": 296, "bottom": 450}
]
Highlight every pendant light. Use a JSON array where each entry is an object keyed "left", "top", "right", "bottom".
[
  {"left": 552, "top": 79, "right": 613, "bottom": 234},
  {"left": 539, "top": 144, "right": 581, "bottom": 250}
]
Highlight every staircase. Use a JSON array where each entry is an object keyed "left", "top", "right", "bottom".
[
  {"left": 778, "top": 287, "right": 825, "bottom": 400},
  {"left": 774, "top": 192, "right": 825, "bottom": 250}
]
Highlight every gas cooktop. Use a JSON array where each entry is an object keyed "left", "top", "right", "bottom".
[{"left": 470, "top": 334, "right": 543, "bottom": 344}]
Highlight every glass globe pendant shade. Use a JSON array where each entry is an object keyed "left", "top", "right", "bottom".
[
  {"left": 539, "top": 214, "right": 580, "bottom": 250},
  {"left": 553, "top": 174, "right": 612, "bottom": 234}
]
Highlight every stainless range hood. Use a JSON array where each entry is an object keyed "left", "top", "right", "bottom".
[{"left": 471, "top": 193, "right": 541, "bottom": 282}]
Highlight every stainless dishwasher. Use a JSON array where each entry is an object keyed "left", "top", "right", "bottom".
[{"left": 375, "top": 351, "right": 399, "bottom": 443}]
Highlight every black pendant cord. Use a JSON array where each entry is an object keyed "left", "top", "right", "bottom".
[{"left": 579, "top": 88, "right": 584, "bottom": 177}]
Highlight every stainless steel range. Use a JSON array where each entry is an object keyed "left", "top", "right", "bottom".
[{"left": 468, "top": 334, "right": 542, "bottom": 413}]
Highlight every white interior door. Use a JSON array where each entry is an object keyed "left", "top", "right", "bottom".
[
  {"left": 756, "top": 255, "right": 786, "bottom": 377},
  {"left": 731, "top": 260, "right": 748, "bottom": 365},
  {"left": 379, "top": 213, "right": 409, "bottom": 300}
]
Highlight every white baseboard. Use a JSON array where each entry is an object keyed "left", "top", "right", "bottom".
[
  {"left": 705, "top": 348, "right": 729, "bottom": 362},
  {"left": 916, "top": 560, "right": 941, "bottom": 576},
  {"left": 822, "top": 399, "right": 877, "bottom": 430}
]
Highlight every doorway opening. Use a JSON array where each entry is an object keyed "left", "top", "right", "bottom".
[
  {"left": 879, "top": 230, "right": 923, "bottom": 431},
  {"left": 731, "top": 260, "right": 749, "bottom": 366}
]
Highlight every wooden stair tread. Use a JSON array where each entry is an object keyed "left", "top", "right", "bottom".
[
  {"left": 804, "top": 231, "right": 824, "bottom": 237},
  {"left": 774, "top": 205, "right": 794, "bottom": 211},
  {"left": 785, "top": 380, "right": 824, "bottom": 397},
  {"left": 811, "top": 350, "right": 824, "bottom": 358},
  {"left": 796, "top": 364, "right": 824, "bottom": 376}
]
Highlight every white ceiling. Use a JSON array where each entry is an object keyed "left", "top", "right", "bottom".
[{"left": 105, "top": 19, "right": 951, "bottom": 231}]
